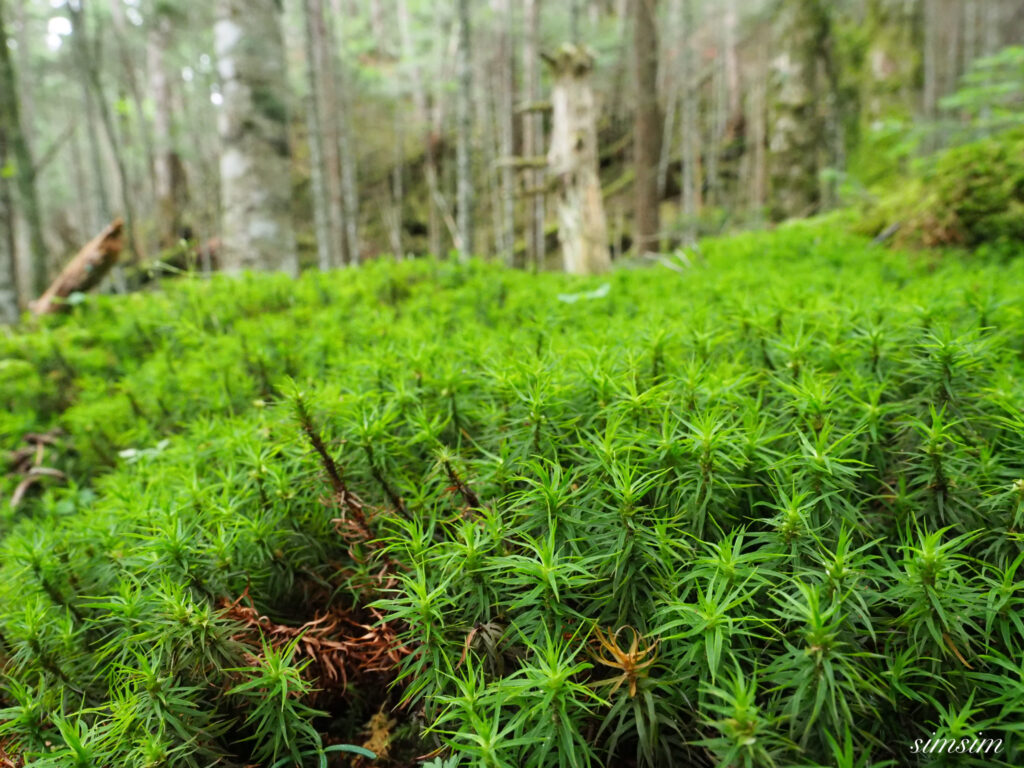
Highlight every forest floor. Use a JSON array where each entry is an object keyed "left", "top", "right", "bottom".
[{"left": 1, "top": 218, "right": 1023, "bottom": 767}]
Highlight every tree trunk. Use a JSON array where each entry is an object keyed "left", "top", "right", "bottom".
[
  {"left": 0, "top": 0, "right": 47, "bottom": 296},
  {"left": 148, "top": 12, "right": 187, "bottom": 248},
  {"left": 768, "top": 0, "right": 830, "bottom": 221},
  {"left": 110, "top": 0, "right": 157, "bottom": 207},
  {"left": 546, "top": 45, "right": 611, "bottom": 275},
  {"left": 455, "top": 0, "right": 475, "bottom": 259},
  {"left": 632, "top": 0, "right": 662, "bottom": 253},
  {"left": 657, "top": 0, "right": 681, "bottom": 200},
  {"left": 680, "top": 0, "right": 698, "bottom": 241},
  {"left": 717, "top": 0, "right": 744, "bottom": 208},
  {"left": 749, "top": 39, "right": 768, "bottom": 218},
  {"left": 523, "top": 0, "right": 546, "bottom": 270},
  {"left": 0, "top": 121, "right": 18, "bottom": 322},
  {"left": 67, "top": 2, "right": 141, "bottom": 269},
  {"left": 922, "top": 0, "right": 939, "bottom": 120},
  {"left": 214, "top": 0, "right": 297, "bottom": 274},
  {"left": 327, "top": 2, "right": 360, "bottom": 265},
  {"left": 303, "top": 0, "right": 335, "bottom": 271},
  {"left": 494, "top": 0, "right": 516, "bottom": 266},
  {"left": 398, "top": 0, "right": 442, "bottom": 258},
  {"left": 388, "top": 101, "right": 405, "bottom": 258}
]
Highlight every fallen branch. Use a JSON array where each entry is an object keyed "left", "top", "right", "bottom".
[{"left": 31, "top": 218, "right": 124, "bottom": 315}]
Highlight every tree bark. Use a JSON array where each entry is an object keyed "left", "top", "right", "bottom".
[
  {"left": 303, "top": 0, "right": 335, "bottom": 271},
  {"left": 214, "top": 0, "right": 297, "bottom": 274},
  {"left": 546, "top": 45, "right": 611, "bottom": 275},
  {"left": 523, "top": 0, "right": 546, "bottom": 270},
  {"left": 316, "top": 0, "right": 346, "bottom": 266},
  {"left": 455, "top": 0, "right": 475, "bottom": 259},
  {"left": 632, "top": 0, "right": 662, "bottom": 253},
  {"left": 0, "top": 0, "right": 47, "bottom": 296}
]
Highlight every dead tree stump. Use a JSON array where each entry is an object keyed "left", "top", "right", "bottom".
[{"left": 544, "top": 44, "right": 611, "bottom": 275}]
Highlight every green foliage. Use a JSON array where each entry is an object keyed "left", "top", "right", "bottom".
[{"left": 1, "top": 221, "right": 1024, "bottom": 765}]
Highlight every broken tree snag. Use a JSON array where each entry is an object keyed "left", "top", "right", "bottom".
[
  {"left": 545, "top": 44, "right": 611, "bottom": 275},
  {"left": 30, "top": 218, "right": 123, "bottom": 315}
]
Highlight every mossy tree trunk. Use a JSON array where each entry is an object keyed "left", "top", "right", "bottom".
[
  {"left": 768, "top": 0, "right": 832, "bottom": 221},
  {"left": 546, "top": 45, "right": 611, "bottom": 275},
  {"left": 214, "top": 0, "right": 297, "bottom": 275}
]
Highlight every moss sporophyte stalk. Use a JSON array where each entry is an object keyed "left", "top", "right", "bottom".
[{"left": 1, "top": 221, "right": 1023, "bottom": 766}]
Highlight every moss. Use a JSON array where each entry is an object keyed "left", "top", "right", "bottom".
[{"left": 859, "top": 129, "right": 1024, "bottom": 248}]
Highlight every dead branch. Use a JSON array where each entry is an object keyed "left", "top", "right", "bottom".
[{"left": 30, "top": 218, "right": 124, "bottom": 315}]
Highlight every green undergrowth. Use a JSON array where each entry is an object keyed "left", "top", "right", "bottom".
[{"left": 2, "top": 221, "right": 1024, "bottom": 767}]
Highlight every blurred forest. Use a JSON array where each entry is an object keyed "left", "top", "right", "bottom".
[{"left": 1, "top": 0, "right": 1023, "bottom": 316}]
